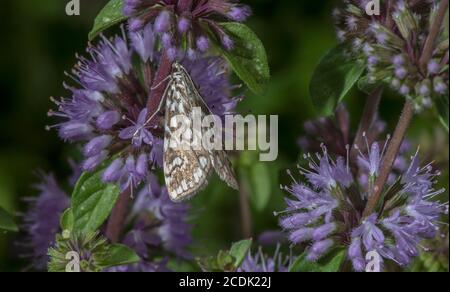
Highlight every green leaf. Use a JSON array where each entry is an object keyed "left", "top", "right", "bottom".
[
  {"left": 97, "top": 244, "right": 140, "bottom": 269},
  {"left": 289, "top": 249, "right": 347, "bottom": 272},
  {"left": 197, "top": 239, "right": 253, "bottom": 272},
  {"left": 197, "top": 252, "right": 235, "bottom": 272},
  {"left": 71, "top": 170, "right": 120, "bottom": 235},
  {"left": 436, "top": 93, "right": 449, "bottom": 132},
  {"left": 0, "top": 206, "right": 18, "bottom": 232},
  {"left": 218, "top": 22, "right": 270, "bottom": 95},
  {"left": 89, "top": 0, "right": 128, "bottom": 41},
  {"left": 309, "top": 44, "right": 365, "bottom": 116},
  {"left": 167, "top": 259, "right": 201, "bottom": 272},
  {"left": 249, "top": 163, "right": 271, "bottom": 211},
  {"left": 229, "top": 239, "right": 253, "bottom": 268},
  {"left": 60, "top": 208, "right": 74, "bottom": 231}
]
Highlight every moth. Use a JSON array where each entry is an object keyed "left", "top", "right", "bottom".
[{"left": 138, "top": 62, "right": 239, "bottom": 202}]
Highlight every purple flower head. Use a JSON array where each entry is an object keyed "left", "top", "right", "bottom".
[
  {"left": 122, "top": 176, "right": 192, "bottom": 261},
  {"left": 20, "top": 174, "right": 69, "bottom": 270},
  {"left": 279, "top": 139, "right": 448, "bottom": 271},
  {"left": 50, "top": 26, "right": 239, "bottom": 191},
  {"left": 238, "top": 246, "right": 292, "bottom": 272},
  {"left": 123, "top": 0, "right": 252, "bottom": 56},
  {"left": 109, "top": 177, "right": 191, "bottom": 272},
  {"left": 334, "top": 0, "right": 449, "bottom": 108}
]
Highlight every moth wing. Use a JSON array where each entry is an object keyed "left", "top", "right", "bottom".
[
  {"left": 163, "top": 75, "right": 213, "bottom": 202},
  {"left": 181, "top": 68, "right": 239, "bottom": 191}
]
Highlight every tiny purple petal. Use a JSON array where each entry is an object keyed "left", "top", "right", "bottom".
[
  {"left": 59, "top": 122, "right": 93, "bottom": 140},
  {"left": 155, "top": 10, "right": 171, "bottom": 33},
  {"left": 129, "top": 18, "right": 145, "bottom": 32},
  {"left": 84, "top": 135, "right": 112, "bottom": 157},
  {"left": 312, "top": 223, "right": 337, "bottom": 241},
  {"left": 222, "top": 35, "right": 234, "bottom": 50},
  {"left": 103, "top": 158, "right": 124, "bottom": 182},
  {"left": 196, "top": 36, "right": 209, "bottom": 52},
  {"left": 427, "top": 60, "right": 440, "bottom": 75},
  {"left": 395, "top": 67, "right": 407, "bottom": 79},
  {"left": 82, "top": 150, "right": 108, "bottom": 171},
  {"left": 227, "top": 6, "right": 252, "bottom": 22},
  {"left": 96, "top": 111, "right": 120, "bottom": 130},
  {"left": 289, "top": 228, "right": 313, "bottom": 244},
  {"left": 136, "top": 154, "right": 149, "bottom": 177},
  {"left": 177, "top": 17, "right": 190, "bottom": 33}
]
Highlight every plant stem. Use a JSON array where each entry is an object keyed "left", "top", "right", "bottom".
[
  {"left": 362, "top": 99, "right": 415, "bottom": 217},
  {"left": 419, "top": 0, "right": 449, "bottom": 72},
  {"left": 146, "top": 52, "right": 173, "bottom": 126},
  {"left": 239, "top": 178, "right": 253, "bottom": 238},
  {"left": 362, "top": 0, "right": 448, "bottom": 217},
  {"left": 105, "top": 188, "right": 131, "bottom": 243},
  {"left": 351, "top": 87, "right": 383, "bottom": 163}
]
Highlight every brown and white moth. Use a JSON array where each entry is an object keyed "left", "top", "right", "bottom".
[{"left": 140, "top": 63, "right": 239, "bottom": 202}]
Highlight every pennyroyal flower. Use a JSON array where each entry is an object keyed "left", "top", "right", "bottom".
[
  {"left": 279, "top": 141, "right": 448, "bottom": 271},
  {"left": 124, "top": 0, "right": 252, "bottom": 58},
  {"left": 49, "top": 24, "right": 239, "bottom": 192},
  {"left": 334, "top": 0, "right": 449, "bottom": 110}
]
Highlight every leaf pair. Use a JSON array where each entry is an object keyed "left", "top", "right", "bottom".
[{"left": 58, "top": 163, "right": 139, "bottom": 271}]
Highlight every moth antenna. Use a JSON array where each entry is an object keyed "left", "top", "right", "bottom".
[{"left": 151, "top": 74, "right": 173, "bottom": 90}]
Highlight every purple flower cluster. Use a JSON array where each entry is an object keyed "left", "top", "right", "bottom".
[
  {"left": 334, "top": 0, "right": 449, "bottom": 109},
  {"left": 298, "top": 104, "right": 385, "bottom": 157},
  {"left": 279, "top": 143, "right": 448, "bottom": 271},
  {"left": 124, "top": 0, "right": 252, "bottom": 59},
  {"left": 298, "top": 104, "right": 411, "bottom": 189},
  {"left": 112, "top": 175, "right": 192, "bottom": 272},
  {"left": 21, "top": 174, "right": 69, "bottom": 270},
  {"left": 49, "top": 24, "right": 238, "bottom": 192},
  {"left": 238, "top": 246, "right": 291, "bottom": 272},
  {"left": 22, "top": 173, "right": 191, "bottom": 272}
]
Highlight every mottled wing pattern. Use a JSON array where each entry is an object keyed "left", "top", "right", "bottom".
[
  {"left": 164, "top": 73, "right": 213, "bottom": 202},
  {"left": 211, "top": 150, "right": 239, "bottom": 190},
  {"left": 180, "top": 65, "right": 239, "bottom": 191},
  {"left": 163, "top": 64, "right": 238, "bottom": 202}
]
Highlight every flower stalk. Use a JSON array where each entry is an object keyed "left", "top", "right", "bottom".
[
  {"left": 239, "top": 177, "right": 253, "bottom": 238},
  {"left": 105, "top": 188, "right": 131, "bottom": 243},
  {"left": 363, "top": 98, "right": 415, "bottom": 218},
  {"left": 363, "top": 0, "right": 449, "bottom": 218},
  {"left": 146, "top": 52, "right": 173, "bottom": 123},
  {"left": 419, "top": 0, "right": 449, "bottom": 73},
  {"left": 351, "top": 87, "right": 383, "bottom": 164}
]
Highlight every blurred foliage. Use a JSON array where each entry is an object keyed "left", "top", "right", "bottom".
[{"left": 0, "top": 0, "right": 448, "bottom": 272}]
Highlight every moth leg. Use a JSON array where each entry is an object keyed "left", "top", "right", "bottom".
[{"left": 133, "top": 81, "right": 171, "bottom": 138}]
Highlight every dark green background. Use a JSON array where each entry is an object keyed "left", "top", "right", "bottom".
[{"left": 0, "top": 0, "right": 448, "bottom": 272}]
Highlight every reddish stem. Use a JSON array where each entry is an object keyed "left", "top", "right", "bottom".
[
  {"left": 146, "top": 52, "right": 173, "bottom": 125},
  {"left": 419, "top": 0, "right": 449, "bottom": 72},
  {"left": 105, "top": 188, "right": 131, "bottom": 243},
  {"left": 362, "top": 99, "right": 415, "bottom": 218}
]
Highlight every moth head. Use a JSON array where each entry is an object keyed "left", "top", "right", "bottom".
[{"left": 172, "top": 62, "right": 183, "bottom": 72}]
